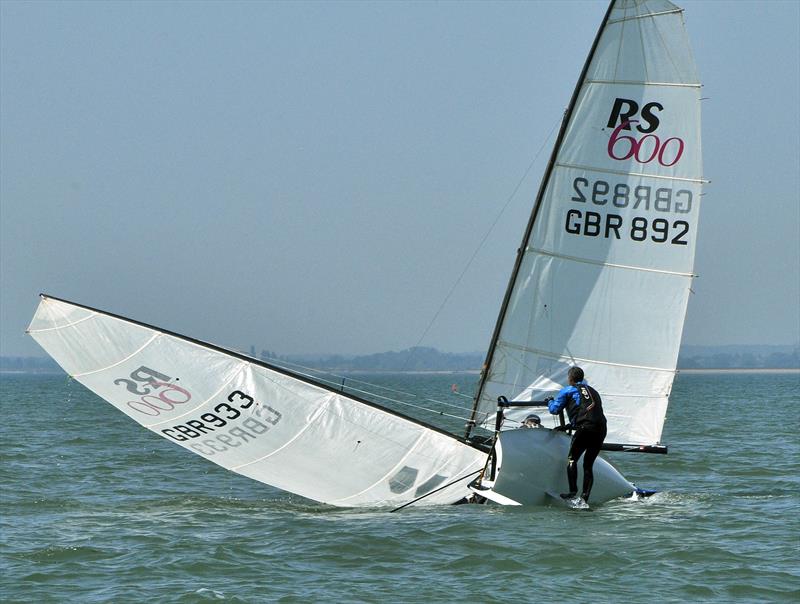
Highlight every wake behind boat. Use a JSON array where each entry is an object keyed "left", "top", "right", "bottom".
[{"left": 27, "top": 0, "right": 703, "bottom": 509}]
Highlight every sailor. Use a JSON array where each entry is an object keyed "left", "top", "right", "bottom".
[{"left": 546, "top": 366, "right": 607, "bottom": 503}]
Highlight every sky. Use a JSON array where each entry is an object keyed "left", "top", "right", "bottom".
[{"left": 1, "top": 0, "right": 799, "bottom": 358}]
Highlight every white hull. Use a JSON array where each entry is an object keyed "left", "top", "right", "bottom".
[{"left": 476, "top": 428, "right": 634, "bottom": 506}]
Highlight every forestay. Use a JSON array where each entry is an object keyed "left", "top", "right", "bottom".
[
  {"left": 28, "top": 296, "right": 485, "bottom": 507},
  {"left": 471, "top": 0, "right": 703, "bottom": 446}
]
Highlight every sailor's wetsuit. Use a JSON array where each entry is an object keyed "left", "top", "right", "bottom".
[{"left": 548, "top": 380, "right": 608, "bottom": 501}]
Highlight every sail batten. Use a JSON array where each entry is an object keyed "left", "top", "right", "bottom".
[
  {"left": 71, "top": 333, "right": 161, "bottom": 378},
  {"left": 26, "top": 311, "right": 98, "bottom": 333},
  {"left": 586, "top": 79, "right": 700, "bottom": 88},
  {"left": 608, "top": 9, "right": 684, "bottom": 26},
  {"left": 554, "top": 162, "right": 706, "bottom": 183},
  {"left": 494, "top": 339, "right": 679, "bottom": 373},
  {"left": 525, "top": 247, "right": 696, "bottom": 276}
]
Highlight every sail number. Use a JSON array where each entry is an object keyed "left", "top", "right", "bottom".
[
  {"left": 567, "top": 177, "right": 692, "bottom": 246},
  {"left": 571, "top": 177, "right": 692, "bottom": 213},
  {"left": 113, "top": 370, "right": 284, "bottom": 457},
  {"left": 565, "top": 210, "right": 688, "bottom": 245},
  {"left": 161, "top": 390, "right": 283, "bottom": 458}
]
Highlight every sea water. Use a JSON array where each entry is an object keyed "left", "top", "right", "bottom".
[{"left": 1, "top": 371, "right": 798, "bottom": 603}]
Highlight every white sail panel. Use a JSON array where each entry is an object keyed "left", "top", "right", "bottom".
[
  {"left": 554, "top": 83, "right": 702, "bottom": 179},
  {"left": 559, "top": 84, "right": 701, "bottom": 180},
  {"left": 502, "top": 250, "right": 694, "bottom": 368},
  {"left": 535, "top": 167, "right": 701, "bottom": 272},
  {"left": 473, "top": 0, "right": 702, "bottom": 446},
  {"left": 28, "top": 296, "right": 485, "bottom": 507},
  {"left": 26, "top": 304, "right": 157, "bottom": 378},
  {"left": 235, "top": 366, "right": 483, "bottom": 506},
  {"left": 597, "top": 0, "right": 699, "bottom": 85},
  {"left": 483, "top": 344, "right": 676, "bottom": 444},
  {"left": 31, "top": 314, "right": 245, "bottom": 427}
]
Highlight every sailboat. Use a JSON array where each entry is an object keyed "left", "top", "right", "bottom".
[{"left": 27, "top": 0, "right": 703, "bottom": 508}]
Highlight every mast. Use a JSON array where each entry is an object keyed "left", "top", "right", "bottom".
[{"left": 465, "top": 0, "right": 617, "bottom": 439}]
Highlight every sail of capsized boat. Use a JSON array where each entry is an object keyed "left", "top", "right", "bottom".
[
  {"left": 27, "top": 295, "right": 485, "bottom": 507},
  {"left": 467, "top": 0, "right": 703, "bottom": 452}
]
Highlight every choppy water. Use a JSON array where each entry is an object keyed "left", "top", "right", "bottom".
[{"left": 1, "top": 371, "right": 798, "bottom": 602}]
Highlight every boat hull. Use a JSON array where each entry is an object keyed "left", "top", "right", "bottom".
[{"left": 486, "top": 427, "right": 634, "bottom": 505}]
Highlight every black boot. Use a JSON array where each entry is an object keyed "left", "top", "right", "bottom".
[{"left": 565, "top": 460, "right": 578, "bottom": 499}]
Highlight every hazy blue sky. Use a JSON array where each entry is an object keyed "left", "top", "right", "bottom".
[{"left": 2, "top": 0, "right": 798, "bottom": 358}]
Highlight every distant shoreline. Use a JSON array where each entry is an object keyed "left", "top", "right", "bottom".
[
  {"left": 0, "top": 370, "right": 64, "bottom": 375},
  {"left": 678, "top": 368, "right": 800, "bottom": 374},
  {"left": 2, "top": 368, "right": 798, "bottom": 376},
  {"left": 4, "top": 344, "right": 798, "bottom": 374}
]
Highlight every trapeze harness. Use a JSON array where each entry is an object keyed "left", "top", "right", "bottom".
[{"left": 566, "top": 383, "right": 606, "bottom": 432}]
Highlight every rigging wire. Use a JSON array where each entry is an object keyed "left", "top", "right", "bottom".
[
  {"left": 250, "top": 119, "right": 563, "bottom": 430},
  {"left": 278, "top": 358, "right": 523, "bottom": 431},
  {"left": 449, "top": 389, "right": 474, "bottom": 400},
  {"left": 268, "top": 356, "right": 478, "bottom": 420},
  {"left": 389, "top": 468, "right": 483, "bottom": 512},
  {"left": 268, "top": 357, "right": 475, "bottom": 414},
  {"left": 400, "top": 117, "right": 562, "bottom": 372},
  {"left": 340, "top": 384, "right": 474, "bottom": 424}
]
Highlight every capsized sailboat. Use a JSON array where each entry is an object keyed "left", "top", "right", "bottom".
[{"left": 27, "top": 0, "right": 702, "bottom": 508}]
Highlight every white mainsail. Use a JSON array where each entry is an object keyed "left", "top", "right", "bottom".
[
  {"left": 470, "top": 0, "right": 703, "bottom": 446},
  {"left": 28, "top": 296, "right": 485, "bottom": 507}
]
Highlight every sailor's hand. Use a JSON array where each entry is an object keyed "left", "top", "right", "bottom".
[
  {"left": 553, "top": 423, "right": 571, "bottom": 432},
  {"left": 544, "top": 396, "right": 554, "bottom": 404}
]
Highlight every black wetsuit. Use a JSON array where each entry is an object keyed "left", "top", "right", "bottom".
[{"left": 554, "top": 381, "right": 608, "bottom": 501}]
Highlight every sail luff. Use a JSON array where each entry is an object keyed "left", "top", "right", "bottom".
[{"left": 466, "top": 0, "right": 618, "bottom": 439}]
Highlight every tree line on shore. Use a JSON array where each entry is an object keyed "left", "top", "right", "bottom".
[{"left": 4, "top": 344, "right": 797, "bottom": 373}]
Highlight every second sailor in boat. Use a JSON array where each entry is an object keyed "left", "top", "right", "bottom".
[{"left": 546, "top": 366, "right": 608, "bottom": 504}]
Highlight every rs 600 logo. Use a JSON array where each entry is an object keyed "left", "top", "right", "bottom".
[
  {"left": 114, "top": 365, "right": 192, "bottom": 416},
  {"left": 606, "top": 97, "right": 684, "bottom": 167}
]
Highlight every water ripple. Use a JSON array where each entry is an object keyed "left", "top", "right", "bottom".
[{"left": 1, "top": 372, "right": 799, "bottom": 603}]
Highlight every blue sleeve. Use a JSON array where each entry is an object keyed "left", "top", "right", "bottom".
[{"left": 548, "top": 387, "right": 571, "bottom": 415}]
